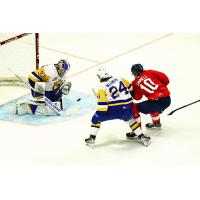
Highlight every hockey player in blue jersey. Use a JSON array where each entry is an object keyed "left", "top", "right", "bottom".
[
  {"left": 28, "top": 59, "right": 71, "bottom": 104},
  {"left": 85, "top": 67, "right": 151, "bottom": 148}
]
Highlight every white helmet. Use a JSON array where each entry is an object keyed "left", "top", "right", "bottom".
[{"left": 96, "top": 67, "right": 111, "bottom": 81}]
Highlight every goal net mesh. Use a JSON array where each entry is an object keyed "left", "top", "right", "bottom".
[{"left": 0, "top": 33, "right": 38, "bottom": 87}]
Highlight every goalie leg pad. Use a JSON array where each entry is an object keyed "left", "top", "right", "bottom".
[
  {"left": 16, "top": 100, "right": 62, "bottom": 116},
  {"left": 45, "top": 90, "right": 62, "bottom": 102}
]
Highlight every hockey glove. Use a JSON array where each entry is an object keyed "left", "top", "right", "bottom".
[{"left": 61, "top": 82, "right": 72, "bottom": 95}]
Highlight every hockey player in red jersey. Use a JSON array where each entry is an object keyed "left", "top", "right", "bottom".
[
  {"left": 129, "top": 64, "right": 171, "bottom": 134},
  {"left": 85, "top": 67, "right": 151, "bottom": 148}
]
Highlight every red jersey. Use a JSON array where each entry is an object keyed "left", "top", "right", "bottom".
[{"left": 132, "top": 70, "right": 170, "bottom": 100}]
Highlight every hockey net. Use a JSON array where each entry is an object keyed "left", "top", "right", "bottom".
[{"left": 0, "top": 33, "right": 39, "bottom": 87}]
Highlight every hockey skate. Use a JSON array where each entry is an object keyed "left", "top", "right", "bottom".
[
  {"left": 85, "top": 135, "right": 96, "bottom": 148},
  {"left": 126, "top": 132, "right": 151, "bottom": 146},
  {"left": 126, "top": 132, "right": 137, "bottom": 139},
  {"left": 138, "top": 134, "right": 151, "bottom": 147},
  {"left": 145, "top": 122, "right": 161, "bottom": 129}
]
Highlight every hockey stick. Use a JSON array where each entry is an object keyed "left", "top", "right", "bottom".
[
  {"left": 92, "top": 88, "right": 97, "bottom": 97},
  {"left": 168, "top": 99, "right": 200, "bottom": 115},
  {"left": 8, "top": 68, "right": 64, "bottom": 116}
]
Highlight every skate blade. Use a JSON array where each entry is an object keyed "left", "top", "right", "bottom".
[
  {"left": 85, "top": 143, "right": 95, "bottom": 149},
  {"left": 130, "top": 138, "right": 151, "bottom": 147},
  {"left": 146, "top": 126, "right": 161, "bottom": 130},
  {"left": 126, "top": 137, "right": 138, "bottom": 140},
  {"left": 142, "top": 140, "right": 152, "bottom": 147}
]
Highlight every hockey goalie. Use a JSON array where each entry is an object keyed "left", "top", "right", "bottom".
[{"left": 16, "top": 59, "right": 72, "bottom": 115}]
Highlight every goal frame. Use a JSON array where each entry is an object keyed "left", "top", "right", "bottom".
[{"left": 0, "top": 33, "right": 39, "bottom": 86}]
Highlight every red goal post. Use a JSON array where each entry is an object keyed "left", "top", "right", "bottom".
[{"left": 0, "top": 33, "right": 39, "bottom": 86}]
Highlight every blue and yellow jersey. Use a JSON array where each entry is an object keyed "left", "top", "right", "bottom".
[
  {"left": 95, "top": 77, "right": 133, "bottom": 113},
  {"left": 28, "top": 64, "right": 66, "bottom": 91}
]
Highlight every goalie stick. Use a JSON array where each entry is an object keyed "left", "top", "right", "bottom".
[
  {"left": 168, "top": 99, "right": 200, "bottom": 115},
  {"left": 8, "top": 68, "right": 64, "bottom": 116}
]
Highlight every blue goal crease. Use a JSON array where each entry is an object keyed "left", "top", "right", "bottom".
[{"left": 0, "top": 91, "right": 96, "bottom": 125}]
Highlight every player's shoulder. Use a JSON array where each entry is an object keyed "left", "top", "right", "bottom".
[
  {"left": 145, "top": 69, "right": 167, "bottom": 78},
  {"left": 93, "top": 84, "right": 105, "bottom": 97},
  {"left": 103, "top": 76, "right": 119, "bottom": 87},
  {"left": 120, "top": 76, "right": 130, "bottom": 82},
  {"left": 143, "top": 69, "right": 151, "bottom": 74},
  {"left": 145, "top": 69, "right": 160, "bottom": 74},
  {"left": 108, "top": 76, "right": 120, "bottom": 84},
  {"left": 137, "top": 70, "right": 153, "bottom": 78},
  {"left": 43, "top": 64, "right": 57, "bottom": 76}
]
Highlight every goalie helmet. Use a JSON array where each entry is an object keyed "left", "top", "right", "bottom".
[
  {"left": 56, "top": 59, "right": 70, "bottom": 77},
  {"left": 131, "top": 63, "right": 144, "bottom": 76},
  {"left": 96, "top": 67, "right": 112, "bottom": 82}
]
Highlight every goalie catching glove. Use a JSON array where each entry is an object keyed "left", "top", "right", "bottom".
[{"left": 61, "top": 82, "right": 72, "bottom": 95}]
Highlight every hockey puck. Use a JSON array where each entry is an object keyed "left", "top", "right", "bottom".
[{"left": 77, "top": 98, "right": 81, "bottom": 102}]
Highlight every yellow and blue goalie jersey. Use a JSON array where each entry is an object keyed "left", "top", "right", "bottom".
[
  {"left": 28, "top": 64, "right": 66, "bottom": 91},
  {"left": 96, "top": 77, "right": 133, "bottom": 113}
]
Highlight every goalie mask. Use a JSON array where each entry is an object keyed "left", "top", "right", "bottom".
[
  {"left": 56, "top": 59, "right": 70, "bottom": 77},
  {"left": 96, "top": 67, "right": 112, "bottom": 82}
]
